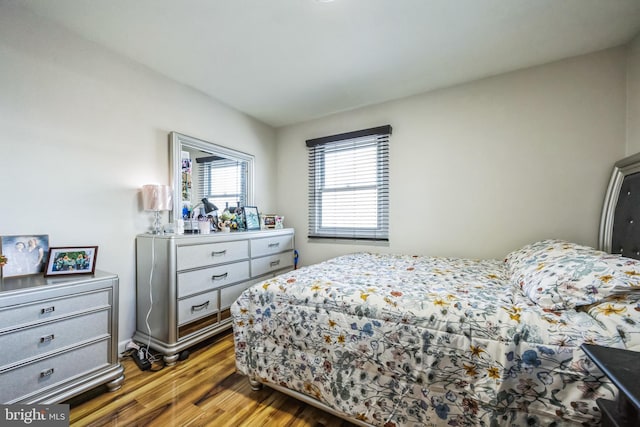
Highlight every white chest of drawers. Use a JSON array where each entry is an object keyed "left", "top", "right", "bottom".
[
  {"left": 0, "top": 271, "right": 124, "bottom": 403},
  {"left": 134, "top": 228, "right": 294, "bottom": 364}
]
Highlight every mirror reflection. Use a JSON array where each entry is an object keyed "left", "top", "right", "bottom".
[{"left": 169, "top": 132, "right": 254, "bottom": 231}]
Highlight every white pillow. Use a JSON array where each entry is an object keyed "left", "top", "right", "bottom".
[{"left": 505, "top": 240, "right": 640, "bottom": 310}]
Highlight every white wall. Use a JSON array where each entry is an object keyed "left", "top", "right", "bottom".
[
  {"left": 0, "top": 5, "right": 277, "bottom": 349},
  {"left": 628, "top": 33, "right": 640, "bottom": 155},
  {"left": 276, "top": 48, "right": 627, "bottom": 266}
]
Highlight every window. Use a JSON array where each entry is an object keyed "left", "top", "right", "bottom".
[
  {"left": 197, "top": 156, "right": 248, "bottom": 210},
  {"left": 307, "top": 125, "right": 391, "bottom": 241}
]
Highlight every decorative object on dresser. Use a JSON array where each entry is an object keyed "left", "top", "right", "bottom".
[
  {"left": 134, "top": 228, "right": 295, "bottom": 365},
  {"left": 243, "top": 206, "right": 260, "bottom": 231},
  {"left": 581, "top": 344, "right": 640, "bottom": 427},
  {"left": 217, "top": 209, "right": 236, "bottom": 232},
  {"left": 141, "top": 184, "right": 173, "bottom": 235},
  {"left": 0, "top": 271, "right": 123, "bottom": 403},
  {"left": 44, "top": 246, "right": 98, "bottom": 277},
  {"left": 184, "top": 197, "right": 218, "bottom": 234},
  {"left": 0, "top": 235, "right": 49, "bottom": 278},
  {"left": 262, "top": 214, "right": 276, "bottom": 229}
]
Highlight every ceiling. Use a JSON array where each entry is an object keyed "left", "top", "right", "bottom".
[{"left": 17, "top": 0, "right": 640, "bottom": 127}]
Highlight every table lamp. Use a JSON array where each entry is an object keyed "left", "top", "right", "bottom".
[
  {"left": 142, "top": 184, "right": 172, "bottom": 234},
  {"left": 202, "top": 198, "right": 218, "bottom": 216}
]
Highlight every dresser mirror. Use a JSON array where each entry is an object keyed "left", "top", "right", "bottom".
[{"left": 169, "top": 132, "right": 255, "bottom": 223}]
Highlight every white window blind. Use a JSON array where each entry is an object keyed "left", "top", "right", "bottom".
[
  {"left": 307, "top": 125, "right": 391, "bottom": 241},
  {"left": 197, "top": 157, "right": 247, "bottom": 210}
]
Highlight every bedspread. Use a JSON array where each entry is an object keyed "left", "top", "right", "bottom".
[{"left": 231, "top": 253, "right": 624, "bottom": 426}]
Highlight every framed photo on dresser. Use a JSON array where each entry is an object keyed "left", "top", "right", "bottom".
[
  {"left": 263, "top": 214, "right": 276, "bottom": 229},
  {"left": 0, "top": 234, "right": 49, "bottom": 278},
  {"left": 44, "top": 246, "right": 98, "bottom": 277},
  {"left": 244, "top": 206, "right": 260, "bottom": 230}
]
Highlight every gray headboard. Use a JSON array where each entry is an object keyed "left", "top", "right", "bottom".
[{"left": 600, "top": 152, "right": 640, "bottom": 260}]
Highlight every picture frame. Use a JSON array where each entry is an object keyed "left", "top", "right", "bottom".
[
  {"left": 243, "top": 206, "right": 261, "bottom": 231},
  {"left": 0, "top": 235, "right": 49, "bottom": 278},
  {"left": 263, "top": 214, "right": 276, "bottom": 229},
  {"left": 44, "top": 246, "right": 98, "bottom": 277},
  {"left": 181, "top": 151, "right": 192, "bottom": 202}
]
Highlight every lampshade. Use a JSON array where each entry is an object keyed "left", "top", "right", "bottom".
[
  {"left": 142, "top": 184, "right": 172, "bottom": 211},
  {"left": 202, "top": 198, "right": 218, "bottom": 214}
]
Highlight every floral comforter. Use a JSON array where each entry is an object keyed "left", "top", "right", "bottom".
[{"left": 231, "top": 253, "right": 625, "bottom": 426}]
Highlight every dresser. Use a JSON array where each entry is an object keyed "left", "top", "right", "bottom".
[
  {"left": 134, "top": 228, "right": 295, "bottom": 364},
  {"left": 0, "top": 271, "right": 124, "bottom": 404}
]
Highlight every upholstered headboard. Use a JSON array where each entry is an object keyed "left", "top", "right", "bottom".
[{"left": 600, "top": 152, "right": 640, "bottom": 260}]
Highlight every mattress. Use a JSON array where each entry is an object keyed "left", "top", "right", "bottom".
[{"left": 231, "top": 251, "right": 627, "bottom": 426}]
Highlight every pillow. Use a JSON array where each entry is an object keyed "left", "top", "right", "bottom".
[{"left": 505, "top": 239, "right": 640, "bottom": 310}]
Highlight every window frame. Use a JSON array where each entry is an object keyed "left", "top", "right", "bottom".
[
  {"left": 307, "top": 125, "right": 391, "bottom": 241},
  {"left": 199, "top": 157, "right": 248, "bottom": 210}
]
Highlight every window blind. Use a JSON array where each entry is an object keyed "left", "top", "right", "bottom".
[
  {"left": 307, "top": 125, "right": 391, "bottom": 241},
  {"left": 197, "top": 157, "right": 247, "bottom": 210}
]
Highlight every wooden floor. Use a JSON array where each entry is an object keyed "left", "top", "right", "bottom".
[{"left": 67, "top": 330, "right": 356, "bottom": 427}]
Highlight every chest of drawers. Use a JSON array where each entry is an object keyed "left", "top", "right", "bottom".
[
  {"left": 0, "top": 271, "right": 124, "bottom": 403},
  {"left": 134, "top": 228, "right": 294, "bottom": 364}
]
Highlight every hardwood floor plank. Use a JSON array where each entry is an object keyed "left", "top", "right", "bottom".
[{"left": 68, "top": 331, "right": 356, "bottom": 427}]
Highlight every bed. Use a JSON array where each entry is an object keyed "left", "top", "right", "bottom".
[{"left": 231, "top": 153, "right": 640, "bottom": 426}]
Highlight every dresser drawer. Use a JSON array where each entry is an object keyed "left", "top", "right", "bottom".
[
  {"left": 0, "top": 290, "right": 110, "bottom": 331},
  {"left": 0, "top": 339, "right": 109, "bottom": 404},
  {"left": 178, "top": 290, "right": 219, "bottom": 326},
  {"left": 0, "top": 310, "right": 109, "bottom": 369},
  {"left": 177, "top": 261, "right": 250, "bottom": 298},
  {"left": 250, "top": 234, "right": 294, "bottom": 258},
  {"left": 177, "top": 240, "right": 249, "bottom": 271},
  {"left": 252, "top": 251, "right": 294, "bottom": 278}
]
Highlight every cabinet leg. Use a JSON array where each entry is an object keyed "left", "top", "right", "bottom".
[
  {"left": 164, "top": 353, "right": 180, "bottom": 366},
  {"left": 106, "top": 374, "right": 125, "bottom": 392}
]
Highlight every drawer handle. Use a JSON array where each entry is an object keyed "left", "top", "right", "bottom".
[
  {"left": 40, "top": 334, "right": 55, "bottom": 343},
  {"left": 40, "top": 368, "right": 55, "bottom": 378},
  {"left": 211, "top": 272, "right": 228, "bottom": 280},
  {"left": 268, "top": 242, "right": 280, "bottom": 248},
  {"left": 41, "top": 306, "right": 55, "bottom": 314},
  {"left": 191, "top": 301, "right": 210, "bottom": 312},
  {"left": 211, "top": 250, "right": 227, "bottom": 256},
  {"left": 270, "top": 260, "right": 281, "bottom": 267}
]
